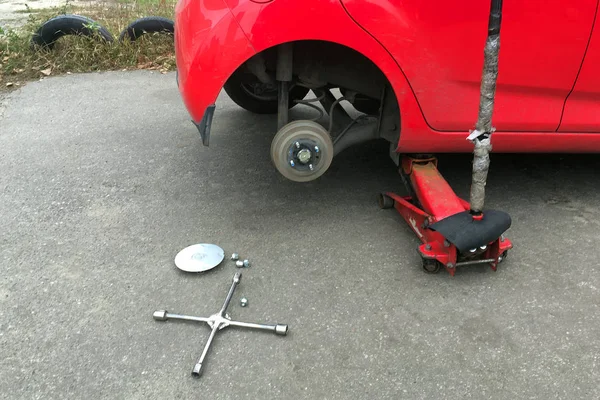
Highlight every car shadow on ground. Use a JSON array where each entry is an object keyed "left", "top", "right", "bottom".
[
  {"left": 211, "top": 107, "right": 600, "bottom": 202},
  {"left": 192, "top": 107, "right": 600, "bottom": 278}
]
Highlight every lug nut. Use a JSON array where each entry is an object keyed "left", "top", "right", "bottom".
[
  {"left": 297, "top": 148, "right": 311, "bottom": 163},
  {"left": 240, "top": 297, "right": 248, "bottom": 307},
  {"left": 243, "top": 259, "right": 251, "bottom": 268},
  {"left": 314, "top": 146, "right": 319, "bottom": 153},
  {"left": 235, "top": 260, "right": 244, "bottom": 268},
  {"left": 295, "top": 142, "right": 300, "bottom": 149},
  {"left": 308, "top": 164, "right": 314, "bottom": 171},
  {"left": 231, "top": 253, "right": 239, "bottom": 261},
  {"left": 289, "top": 160, "right": 295, "bottom": 167}
]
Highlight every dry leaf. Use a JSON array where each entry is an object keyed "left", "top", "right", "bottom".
[
  {"left": 6, "top": 82, "right": 14, "bottom": 87},
  {"left": 14, "top": 68, "right": 24, "bottom": 73},
  {"left": 2, "top": 57, "right": 9, "bottom": 62},
  {"left": 41, "top": 68, "right": 52, "bottom": 76},
  {"left": 66, "top": 72, "right": 72, "bottom": 75}
]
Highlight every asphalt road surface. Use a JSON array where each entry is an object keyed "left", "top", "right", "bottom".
[{"left": 1, "top": 71, "right": 599, "bottom": 399}]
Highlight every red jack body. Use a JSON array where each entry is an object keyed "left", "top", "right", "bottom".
[{"left": 380, "top": 156, "right": 512, "bottom": 276}]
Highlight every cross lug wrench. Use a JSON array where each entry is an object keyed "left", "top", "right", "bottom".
[{"left": 153, "top": 271, "right": 288, "bottom": 378}]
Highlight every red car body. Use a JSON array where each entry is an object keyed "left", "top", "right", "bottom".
[{"left": 174, "top": 0, "right": 600, "bottom": 154}]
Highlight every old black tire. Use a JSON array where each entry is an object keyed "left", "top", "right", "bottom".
[
  {"left": 31, "top": 14, "right": 113, "bottom": 49},
  {"left": 378, "top": 193, "right": 395, "bottom": 209},
  {"left": 119, "top": 17, "right": 174, "bottom": 41},
  {"left": 224, "top": 71, "right": 309, "bottom": 114}
]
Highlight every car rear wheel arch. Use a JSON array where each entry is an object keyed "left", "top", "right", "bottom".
[{"left": 224, "top": 40, "right": 400, "bottom": 145}]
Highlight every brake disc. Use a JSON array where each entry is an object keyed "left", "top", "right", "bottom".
[{"left": 270, "top": 120, "right": 333, "bottom": 182}]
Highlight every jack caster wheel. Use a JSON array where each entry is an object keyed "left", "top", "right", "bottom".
[
  {"left": 271, "top": 120, "right": 334, "bottom": 182},
  {"left": 422, "top": 258, "right": 442, "bottom": 274},
  {"left": 498, "top": 250, "right": 508, "bottom": 264},
  {"left": 378, "top": 193, "right": 395, "bottom": 209}
]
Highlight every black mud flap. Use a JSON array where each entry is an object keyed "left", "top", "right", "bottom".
[{"left": 192, "top": 105, "right": 216, "bottom": 146}]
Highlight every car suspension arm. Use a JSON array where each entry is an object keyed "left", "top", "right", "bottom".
[{"left": 277, "top": 43, "right": 293, "bottom": 129}]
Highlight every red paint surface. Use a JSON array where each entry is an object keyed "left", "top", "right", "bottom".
[
  {"left": 560, "top": 8, "right": 600, "bottom": 132},
  {"left": 342, "top": 0, "right": 597, "bottom": 132},
  {"left": 175, "top": 0, "right": 600, "bottom": 154},
  {"left": 174, "top": 0, "right": 255, "bottom": 125}
]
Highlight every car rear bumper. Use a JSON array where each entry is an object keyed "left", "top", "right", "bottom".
[{"left": 174, "top": 0, "right": 255, "bottom": 142}]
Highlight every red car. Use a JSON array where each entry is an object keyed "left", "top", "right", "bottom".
[{"left": 174, "top": 0, "right": 600, "bottom": 182}]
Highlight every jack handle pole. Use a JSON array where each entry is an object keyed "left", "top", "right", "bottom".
[{"left": 469, "top": 0, "right": 503, "bottom": 214}]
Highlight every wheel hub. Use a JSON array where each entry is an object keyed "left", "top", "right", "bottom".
[{"left": 287, "top": 139, "right": 320, "bottom": 171}]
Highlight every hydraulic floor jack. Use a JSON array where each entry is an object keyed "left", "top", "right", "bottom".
[{"left": 379, "top": 0, "right": 512, "bottom": 276}]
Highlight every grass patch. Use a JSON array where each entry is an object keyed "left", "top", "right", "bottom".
[{"left": 0, "top": 0, "right": 177, "bottom": 91}]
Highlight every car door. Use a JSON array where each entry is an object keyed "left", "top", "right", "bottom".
[
  {"left": 340, "top": 0, "right": 597, "bottom": 132},
  {"left": 559, "top": 12, "right": 600, "bottom": 132}
]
